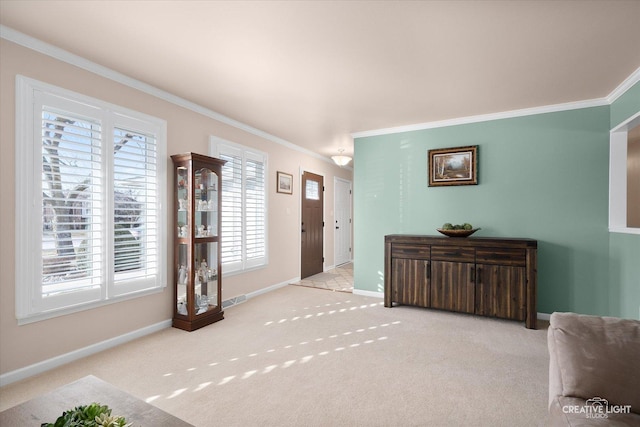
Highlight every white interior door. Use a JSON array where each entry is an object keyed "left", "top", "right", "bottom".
[{"left": 334, "top": 177, "right": 352, "bottom": 266}]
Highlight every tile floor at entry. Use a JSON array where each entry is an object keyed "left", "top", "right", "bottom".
[{"left": 290, "top": 262, "right": 353, "bottom": 293}]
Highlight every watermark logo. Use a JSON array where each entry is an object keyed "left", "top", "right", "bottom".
[{"left": 562, "top": 397, "right": 632, "bottom": 419}]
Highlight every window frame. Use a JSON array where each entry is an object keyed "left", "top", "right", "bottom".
[
  {"left": 209, "top": 136, "right": 268, "bottom": 275},
  {"left": 15, "top": 75, "right": 167, "bottom": 324},
  {"left": 609, "top": 111, "right": 640, "bottom": 235}
]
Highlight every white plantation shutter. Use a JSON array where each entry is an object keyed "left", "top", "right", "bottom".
[
  {"left": 16, "top": 76, "right": 166, "bottom": 322},
  {"left": 40, "top": 108, "right": 103, "bottom": 303},
  {"left": 245, "top": 154, "right": 265, "bottom": 266},
  {"left": 112, "top": 125, "right": 160, "bottom": 294},
  {"left": 213, "top": 138, "right": 267, "bottom": 274},
  {"left": 220, "top": 149, "right": 243, "bottom": 268}
]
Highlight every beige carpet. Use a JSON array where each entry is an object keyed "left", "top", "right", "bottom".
[{"left": 0, "top": 285, "right": 550, "bottom": 426}]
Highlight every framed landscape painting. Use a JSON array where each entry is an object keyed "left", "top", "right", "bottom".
[
  {"left": 277, "top": 171, "right": 293, "bottom": 194},
  {"left": 428, "top": 145, "right": 478, "bottom": 187}
]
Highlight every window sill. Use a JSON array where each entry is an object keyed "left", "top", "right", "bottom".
[
  {"left": 17, "top": 286, "right": 166, "bottom": 326},
  {"left": 609, "top": 227, "right": 640, "bottom": 235}
]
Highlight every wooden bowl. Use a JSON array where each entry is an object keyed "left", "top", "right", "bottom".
[{"left": 436, "top": 228, "right": 480, "bottom": 237}]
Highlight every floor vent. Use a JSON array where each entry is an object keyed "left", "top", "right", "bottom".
[{"left": 222, "top": 294, "right": 247, "bottom": 309}]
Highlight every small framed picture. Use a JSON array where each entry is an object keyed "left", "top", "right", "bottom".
[
  {"left": 277, "top": 171, "right": 293, "bottom": 194},
  {"left": 428, "top": 145, "right": 478, "bottom": 187}
]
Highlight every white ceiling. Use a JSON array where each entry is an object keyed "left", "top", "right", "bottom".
[{"left": 2, "top": 1, "right": 639, "bottom": 161}]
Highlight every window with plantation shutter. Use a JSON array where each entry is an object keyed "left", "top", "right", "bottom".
[
  {"left": 210, "top": 137, "right": 267, "bottom": 274},
  {"left": 15, "top": 76, "right": 167, "bottom": 323}
]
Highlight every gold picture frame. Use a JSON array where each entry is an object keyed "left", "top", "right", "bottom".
[{"left": 428, "top": 145, "right": 478, "bottom": 186}]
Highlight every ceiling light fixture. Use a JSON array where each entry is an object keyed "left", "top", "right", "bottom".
[{"left": 331, "top": 149, "right": 352, "bottom": 166}]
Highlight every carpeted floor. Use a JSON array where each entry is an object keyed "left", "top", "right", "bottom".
[{"left": 0, "top": 284, "right": 550, "bottom": 426}]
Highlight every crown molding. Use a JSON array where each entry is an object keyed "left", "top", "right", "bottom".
[
  {"left": 351, "top": 98, "right": 611, "bottom": 139},
  {"left": 607, "top": 66, "right": 640, "bottom": 104},
  {"left": 352, "top": 68, "right": 640, "bottom": 139},
  {"left": 0, "top": 25, "right": 335, "bottom": 166}
]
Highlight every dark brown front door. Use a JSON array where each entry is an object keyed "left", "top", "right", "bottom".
[{"left": 301, "top": 171, "right": 323, "bottom": 279}]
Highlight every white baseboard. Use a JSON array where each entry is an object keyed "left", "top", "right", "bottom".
[
  {"left": 353, "top": 289, "right": 384, "bottom": 298},
  {"left": 0, "top": 319, "right": 171, "bottom": 387},
  {"left": 537, "top": 312, "right": 551, "bottom": 321},
  {"left": 325, "top": 259, "right": 354, "bottom": 272},
  {"left": 245, "top": 277, "right": 296, "bottom": 300}
]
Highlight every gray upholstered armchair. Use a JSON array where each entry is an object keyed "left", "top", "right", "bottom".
[{"left": 547, "top": 312, "right": 640, "bottom": 426}]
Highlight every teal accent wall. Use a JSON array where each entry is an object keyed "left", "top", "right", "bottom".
[
  {"left": 608, "top": 81, "right": 640, "bottom": 320},
  {"left": 354, "top": 106, "right": 615, "bottom": 316}
]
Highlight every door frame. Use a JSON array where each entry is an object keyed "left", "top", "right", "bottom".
[
  {"left": 299, "top": 168, "right": 326, "bottom": 277},
  {"left": 334, "top": 177, "right": 352, "bottom": 267}
]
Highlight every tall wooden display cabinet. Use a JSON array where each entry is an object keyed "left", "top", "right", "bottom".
[{"left": 171, "top": 152, "right": 225, "bottom": 331}]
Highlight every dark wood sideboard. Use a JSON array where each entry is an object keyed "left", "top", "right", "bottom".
[{"left": 384, "top": 235, "right": 537, "bottom": 329}]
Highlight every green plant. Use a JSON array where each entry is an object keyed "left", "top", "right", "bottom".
[
  {"left": 441, "top": 222, "right": 474, "bottom": 230},
  {"left": 41, "top": 402, "right": 132, "bottom": 427}
]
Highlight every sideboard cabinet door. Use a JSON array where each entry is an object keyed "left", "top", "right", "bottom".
[
  {"left": 431, "top": 261, "right": 475, "bottom": 314},
  {"left": 430, "top": 245, "right": 475, "bottom": 314},
  {"left": 391, "top": 258, "right": 430, "bottom": 307},
  {"left": 475, "top": 264, "right": 526, "bottom": 321}
]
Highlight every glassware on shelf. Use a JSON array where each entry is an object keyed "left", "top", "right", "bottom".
[
  {"left": 178, "top": 264, "right": 187, "bottom": 285},
  {"left": 198, "top": 295, "right": 209, "bottom": 314}
]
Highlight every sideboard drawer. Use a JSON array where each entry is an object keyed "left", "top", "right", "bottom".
[
  {"left": 431, "top": 246, "right": 475, "bottom": 263},
  {"left": 476, "top": 248, "right": 526, "bottom": 266},
  {"left": 391, "top": 243, "right": 430, "bottom": 259}
]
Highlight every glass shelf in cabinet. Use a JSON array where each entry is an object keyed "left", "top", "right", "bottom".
[{"left": 194, "top": 236, "right": 219, "bottom": 243}]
